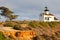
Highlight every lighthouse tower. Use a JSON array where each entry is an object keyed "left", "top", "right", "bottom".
[{"left": 39, "top": 6, "right": 57, "bottom": 22}]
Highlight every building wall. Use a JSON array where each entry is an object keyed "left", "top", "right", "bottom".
[
  {"left": 39, "top": 14, "right": 44, "bottom": 21},
  {"left": 39, "top": 13, "right": 55, "bottom": 22},
  {"left": 44, "top": 15, "right": 54, "bottom": 22}
]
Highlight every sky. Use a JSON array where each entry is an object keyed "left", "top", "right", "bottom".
[{"left": 0, "top": 0, "right": 60, "bottom": 21}]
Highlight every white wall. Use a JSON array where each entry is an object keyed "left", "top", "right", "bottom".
[
  {"left": 44, "top": 15, "right": 54, "bottom": 22},
  {"left": 39, "top": 13, "right": 55, "bottom": 22},
  {"left": 39, "top": 14, "right": 44, "bottom": 21}
]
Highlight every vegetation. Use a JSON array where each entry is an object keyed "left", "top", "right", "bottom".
[
  {"left": 13, "top": 25, "right": 21, "bottom": 30},
  {"left": 39, "top": 22, "right": 48, "bottom": 27},
  {"left": 0, "top": 6, "right": 18, "bottom": 21},
  {"left": 3, "top": 21, "right": 59, "bottom": 28},
  {"left": 0, "top": 32, "right": 7, "bottom": 40},
  {"left": 0, "top": 21, "right": 60, "bottom": 40},
  {"left": 3, "top": 22, "right": 15, "bottom": 27},
  {"left": 29, "top": 21, "right": 36, "bottom": 28},
  {"left": 48, "top": 22, "right": 57, "bottom": 28}
]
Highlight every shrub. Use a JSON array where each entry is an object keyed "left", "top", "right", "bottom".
[
  {"left": 39, "top": 22, "right": 48, "bottom": 27},
  {"left": 0, "top": 32, "right": 7, "bottom": 40},
  {"left": 48, "top": 22, "right": 57, "bottom": 28},
  {"left": 3, "top": 22, "right": 15, "bottom": 27},
  {"left": 29, "top": 22, "right": 36, "bottom": 28},
  {"left": 13, "top": 25, "right": 21, "bottom": 30}
]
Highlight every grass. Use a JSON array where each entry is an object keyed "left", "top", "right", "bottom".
[
  {"left": 3, "top": 21, "right": 60, "bottom": 28},
  {"left": 39, "top": 22, "right": 48, "bottom": 27},
  {"left": 4, "top": 22, "right": 14, "bottom": 27},
  {"left": 48, "top": 22, "right": 57, "bottom": 28},
  {"left": 29, "top": 22, "right": 36, "bottom": 28}
]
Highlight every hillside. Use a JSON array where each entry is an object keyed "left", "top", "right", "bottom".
[{"left": 0, "top": 21, "right": 60, "bottom": 40}]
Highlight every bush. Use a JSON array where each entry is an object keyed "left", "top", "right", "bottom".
[
  {"left": 39, "top": 22, "right": 48, "bottom": 27},
  {"left": 0, "top": 32, "right": 7, "bottom": 40},
  {"left": 29, "top": 22, "right": 36, "bottom": 28},
  {"left": 3, "top": 22, "right": 15, "bottom": 27},
  {"left": 48, "top": 22, "right": 57, "bottom": 28},
  {"left": 13, "top": 25, "right": 21, "bottom": 30}
]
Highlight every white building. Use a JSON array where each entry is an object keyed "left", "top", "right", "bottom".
[{"left": 39, "top": 6, "right": 58, "bottom": 22}]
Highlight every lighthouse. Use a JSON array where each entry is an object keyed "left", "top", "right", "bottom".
[{"left": 39, "top": 6, "right": 58, "bottom": 22}]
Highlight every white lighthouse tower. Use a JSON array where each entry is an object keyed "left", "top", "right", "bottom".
[{"left": 39, "top": 6, "right": 58, "bottom": 22}]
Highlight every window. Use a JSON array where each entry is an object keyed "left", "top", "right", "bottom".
[{"left": 45, "top": 17, "right": 49, "bottom": 20}]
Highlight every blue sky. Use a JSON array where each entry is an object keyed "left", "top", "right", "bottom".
[{"left": 0, "top": 0, "right": 60, "bottom": 21}]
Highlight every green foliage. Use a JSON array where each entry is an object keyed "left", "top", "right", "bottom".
[
  {"left": 0, "top": 32, "right": 7, "bottom": 40},
  {"left": 39, "top": 22, "right": 48, "bottom": 27},
  {"left": 29, "top": 22, "right": 36, "bottom": 28},
  {"left": 3, "top": 22, "right": 14, "bottom": 27},
  {"left": 8, "top": 15, "right": 18, "bottom": 21},
  {"left": 48, "top": 22, "right": 57, "bottom": 28},
  {"left": 0, "top": 6, "right": 18, "bottom": 21},
  {"left": 29, "top": 21, "right": 40, "bottom": 28},
  {"left": 3, "top": 21, "right": 60, "bottom": 28}
]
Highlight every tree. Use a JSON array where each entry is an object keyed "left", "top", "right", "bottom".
[
  {"left": 0, "top": 6, "right": 18, "bottom": 21},
  {"left": 0, "top": 6, "right": 13, "bottom": 16},
  {"left": 8, "top": 15, "right": 18, "bottom": 21}
]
